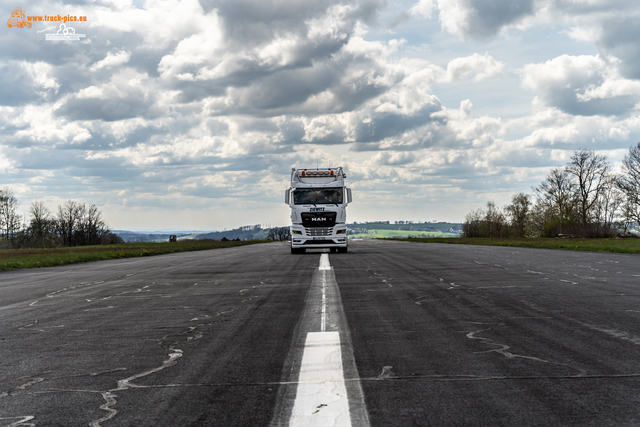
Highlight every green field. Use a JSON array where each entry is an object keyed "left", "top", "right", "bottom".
[
  {"left": 0, "top": 240, "right": 269, "bottom": 271},
  {"left": 349, "top": 229, "right": 458, "bottom": 239},
  {"left": 388, "top": 237, "right": 640, "bottom": 254},
  {"left": 348, "top": 222, "right": 461, "bottom": 239}
]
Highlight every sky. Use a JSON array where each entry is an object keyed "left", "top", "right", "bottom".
[{"left": 2, "top": 0, "right": 640, "bottom": 230}]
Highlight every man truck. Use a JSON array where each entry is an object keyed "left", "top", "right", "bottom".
[{"left": 285, "top": 167, "right": 352, "bottom": 254}]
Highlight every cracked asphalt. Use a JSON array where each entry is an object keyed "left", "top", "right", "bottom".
[{"left": 2, "top": 239, "right": 640, "bottom": 426}]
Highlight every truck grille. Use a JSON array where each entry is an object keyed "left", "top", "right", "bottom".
[
  {"left": 301, "top": 212, "right": 337, "bottom": 227},
  {"left": 306, "top": 227, "right": 333, "bottom": 236}
]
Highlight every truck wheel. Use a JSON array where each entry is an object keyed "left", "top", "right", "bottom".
[
  {"left": 338, "top": 247, "right": 347, "bottom": 253},
  {"left": 330, "top": 248, "right": 337, "bottom": 253},
  {"left": 291, "top": 248, "right": 298, "bottom": 254},
  {"left": 300, "top": 248, "right": 306, "bottom": 253}
]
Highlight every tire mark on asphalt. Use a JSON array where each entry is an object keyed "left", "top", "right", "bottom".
[
  {"left": 0, "top": 416, "right": 36, "bottom": 427},
  {"left": 90, "top": 349, "right": 184, "bottom": 427},
  {"left": 466, "top": 328, "right": 587, "bottom": 377}
]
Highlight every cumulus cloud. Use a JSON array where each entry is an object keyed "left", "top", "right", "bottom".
[
  {"left": 597, "top": 16, "right": 640, "bottom": 79},
  {"left": 522, "top": 54, "right": 638, "bottom": 116},
  {"left": 90, "top": 51, "right": 132, "bottom": 72},
  {"left": 437, "top": 0, "right": 536, "bottom": 39},
  {"left": 0, "top": 61, "right": 59, "bottom": 106},
  {"left": 443, "top": 53, "right": 504, "bottom": 82},
  {"left": 410, "top": 0, "right": 435, "bottom": 18},
  {"left": 55, "top": 69, "right": 160, "bottom": 121},
  {"left": 372, "top": 151, "right": 416, "bottom": 165}
]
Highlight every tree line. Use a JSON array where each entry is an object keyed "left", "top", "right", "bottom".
[
  {"left": 267, "top": 227, "right": 290, "bottom": 241},
  {"left": 463, "top": 144, "right": 640, "bottom": 238},
  {"left": 0, "top": 189, "right": 123, "bottom": 249}
]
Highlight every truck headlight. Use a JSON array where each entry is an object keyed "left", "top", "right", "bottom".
[
  {"left": 292, "top": 230, "right": 302, "bottom": 235},
  {"left": 336, "top": 229, "right": 346, "bottom": 234}
]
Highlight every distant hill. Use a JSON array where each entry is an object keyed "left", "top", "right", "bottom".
[
  {"left": 112, "top": 230, "right": 202, "bottom": 243},
  {"left": 114, "top": 226, "right": 270, "bottom": 243},
  {"left": 193, "top": 225, "right": 269, "bottom": 241},
  {"left": 114, "top": 221, "right": 463, "bottom": 243},
  {"left": 347, "top": 221, "right": 462, "bottom": 238},
  {"left": 348, "top": 221, "right": 462, "bottom": 231}
]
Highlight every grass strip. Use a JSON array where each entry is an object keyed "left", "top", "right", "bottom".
[
  {"left": 386, "top": 237, "right": 640, "bottom": 254},
  {"left": 0, "top": 240, "right": 270, "bottom": 271}
]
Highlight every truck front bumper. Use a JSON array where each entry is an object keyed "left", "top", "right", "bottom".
[
  {"left": 290, "top": 225, "right": 347, "bottom": 248},
  {"left": 290, "top": 237, "right": 348, "bottom": 248}
]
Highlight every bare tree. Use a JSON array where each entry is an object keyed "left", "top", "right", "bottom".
[
  {"left": 56, "top": 200, "right": 86, "bottom": 246},
  {"left": 30, "top": 201, "right": 50, "bottom": 231},
  {"left": 528, "top": 199, "right": 556, "bottom": 238},
  {"left": 591, "top": 174, "right": 622, "bottom": 236},
  {"left": 533, "top": 167, "right": 577, "bottom": 234},
  {"left": 565, "top": 149, "right": 611, "bottom": 231},
  {"left": 27, "top": 200, "right": 60, "bottom": 248},
  {"left": 81, "top": 204, "right": 108, "bottom": 246},
  {"left": 505, "top": 193, "right": 531, "bottom": 238},
  {"left": 0, "top": 187, "right": 22, "bottom": 248},
  {"left": 617, "top": 197, "right": 639, "bottom": 235},
  {"left": 617, "top": 142, "right": 640, "bottom": 227},
  {"left": 463, "top": 208, "right": 484, "bottom": 237},
  {"left": 485, "top": 201, "right": 507, "bottom": 238},
  {"left": 267, "top": 227, "right": 290, "bottom": 241}
]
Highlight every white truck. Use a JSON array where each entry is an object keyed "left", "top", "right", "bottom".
[{"left": 284, "top": 167, "right": 352, "bottom": 254}]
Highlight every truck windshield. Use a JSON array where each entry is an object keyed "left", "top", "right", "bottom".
[{"left": 293, "top": 188, "right": 343, "bottom": 205}]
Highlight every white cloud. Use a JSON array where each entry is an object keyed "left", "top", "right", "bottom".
[
  {"left": 157, "top": 17, "right": 225, "bottom": 80},
  {"left": 564, "top": 25, "right": 599, "bottom": 43},
  {"left": 522, "top": 54, "right": 606, "bottom": 92},
  {"left": 443, "top": 52, "right": 505, "bottom": 82},
  {"left": 436, "top": 0, "right": 536, "bottom": 39},
  {"left": 91, "top": 0, "right": 208, "bottom": 47},
  {"left": 521, "top": 54, "right": 639, "bottom": 116},
  {"left": 410, "top": 0, "right": 435, "bottom": 18},
  {"left": 578, "top": 74, "right": 640, "bottom": 101},
  {"left": 372, "top": 151, "right": 416, "bottom": 165},
  {"left": 24, "top": 62, "right": 59, "bottom": 94},
  {"left": 90, "top": 51, "right": 132, "bottom": 72}
]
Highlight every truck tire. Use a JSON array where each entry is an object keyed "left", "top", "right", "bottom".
[{"left": 338, "top": 247, "right": 347, "bottom": 253}]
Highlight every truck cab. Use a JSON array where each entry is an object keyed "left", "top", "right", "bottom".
[{"left": 285, "top": 167, "right": 352, "bottom": 254}]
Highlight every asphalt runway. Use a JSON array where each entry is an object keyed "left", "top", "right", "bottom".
[{"left": 2, "top": 239, "right": 640, "bottom": 426}]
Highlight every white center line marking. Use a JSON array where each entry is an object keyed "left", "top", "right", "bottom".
[
  {"left": 289, "top": 331, "right": 351, "bottom": 427},
  {"left": 319, "top": 254, "right": 331, "bottom": 270},
  {"left": 275, "top": 254, "right": 368, "bottom": 427},
  {"left": 290, "top": 254, "right": 352, "bottom": 426},
  {"left": 319, "top": 253, "right": 330, "bottom": 332},
  {"left": 321, "top": 277, "right": 327, "bottom": 332}
]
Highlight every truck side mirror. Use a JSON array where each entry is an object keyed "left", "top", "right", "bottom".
[
  {"left": 346, "top": 188, "right": 352, "bottom": 204},
  {"left": 284, "top": 189, "right": 290, "bottom": 204}
]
